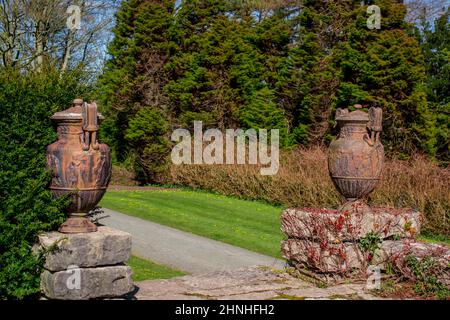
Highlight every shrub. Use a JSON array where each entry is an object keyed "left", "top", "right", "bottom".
[
  {"left": 0, "top": 69, "right": 89, "bottom": 299},
  {"left": 125, "top": 107, "right": 170, "bottom": 184},
  {"left": 404, "top": 255, "right": 450, "bottom": 300}
]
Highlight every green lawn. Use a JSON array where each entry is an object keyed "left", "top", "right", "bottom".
[
  {"left": 100, "top": 189, "right": 285, "bottom": 258},
  {"left": 127, "top": 255, "right": 186, "bottom": 282},
  {"left": 418, "top": 233, "right": 450, "bottom": 247}
]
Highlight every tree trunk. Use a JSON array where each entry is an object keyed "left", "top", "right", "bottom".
[
  {"left": 35, "top": 21, "right": 45, "bottom": 71},
  {"left": 61, "top": 31, "right": 75, "bottom": 73}
]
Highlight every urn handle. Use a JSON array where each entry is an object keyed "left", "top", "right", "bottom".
[
  {"left": 81, "top": 102, "right": 100, "bottom": 151},
  {"left": 363, "top": 133, "right": 374, "bottom": 146},
  {"left": 368, "top": 107, "right": 382, "bottom": 145}
]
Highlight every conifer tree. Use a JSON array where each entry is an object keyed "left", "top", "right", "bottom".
[
  {"left": 166, "top": 0, "right": 290, "bottom": 143},
  {"left": 99, "top": 0, "right": 174, "bottom": 181},
  {"left": 165, "top": 0, "right": 243, "bottom": 129},
  {"left": 333, "top": 0, "right": 436, "bottom": 156},
  {"left": 100, "top": 0, "right": 442, "bottom": 182},
  {"left": 277, "top": 0, "right": 354, "bottom": 145},
  {"left": 284, "top": 0, "right": 436, "bottom": 155},
  {"left": 99, "top": 0, "right": 142, "bottom": 161},
  {"left": 419, "top": 9, "right": 449, "bottom": 162}
]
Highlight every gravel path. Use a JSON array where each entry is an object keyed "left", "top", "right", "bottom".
[{"left": 100, "top": 208, "right": 286, "bottom": 274}]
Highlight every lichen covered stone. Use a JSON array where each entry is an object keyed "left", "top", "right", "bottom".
[
  {"left": 37, "top": 226, "right": 132, "bottom": 271},
  {"left": 41, "top": 265, "right": 133, "bottom": 300}
]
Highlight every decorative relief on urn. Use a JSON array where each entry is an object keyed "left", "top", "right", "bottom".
[
  {"left": 328, "top": 104, "right": 384, "bottom": 203},
  {"left": 46, "top": 99, "right": 111, "bottom": 233}
]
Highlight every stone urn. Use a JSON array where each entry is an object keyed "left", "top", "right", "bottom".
[
  {"left": 46, "top": 99, "right": 111, "bottom": 233},
  {"left": 328, "top": 105, "right": 384, "bottom": 202}
]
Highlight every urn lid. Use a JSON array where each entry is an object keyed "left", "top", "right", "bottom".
[
  {"left": 335, "top": 105, "right": 369, "bottom": 123},
  {"left": 51, "top": 99, "right": 104, "bottom": 121}
]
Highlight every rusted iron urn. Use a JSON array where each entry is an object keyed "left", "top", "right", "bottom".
[
  {"left": 328, "top": 105, "right": 384, "bottom": 202},
  {"left": 46, "top": 99, "right": 111, "bottom": 233}
]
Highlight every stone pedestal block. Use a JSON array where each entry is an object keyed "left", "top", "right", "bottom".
[
  {"left": 280, "top": 205, "right": 448, "bottom": 285},
  {"left": 282, "top": 237, "right": 450, "bottom": 287},
  {"left": 380, "top": 240, "right": 450, "bottom": 286},
  {"left": 37, "top": 226, "right": 131, "bottom": 271},
  {"left": 38, "top": 226, "right": 134, "bottom": 299},
  {"left": 281, "top": 207, "right": 421, "bottom": 242},
  {"left": 41, "top": 266, "right": 133, "bottom": 300},
  {"left": 281, "top": 239, "right": 367, "bottom": 273}
]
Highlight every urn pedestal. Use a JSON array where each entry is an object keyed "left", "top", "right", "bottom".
[
  {"left": 279, "top": 105, "right": 450, "bottom": 286},
  {"left": 41, "top": 99, "right": 135, "bottom": 300}
]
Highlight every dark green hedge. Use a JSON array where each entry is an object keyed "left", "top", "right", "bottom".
[{"left": 0, "top": 69, "right": 89, "bottom": 299}]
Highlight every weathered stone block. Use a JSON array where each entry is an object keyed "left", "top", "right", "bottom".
[
  {"left": 281, "top": 239, "right": 369, "bottom": 273},
  {"left": 281, "top": 206, "right": 421, "bottom": 242},
  {"left": 282, "top": 237, "right": 450, "bottom": 288},
  {"left": 41, "top": 265, "right": 133, "bottom": 300},
  {"left": 380, "top": 240, "right": 450, "bottom": 286},
  {"left": 37, "top": 226, "right": 131, "bottom": 271}
]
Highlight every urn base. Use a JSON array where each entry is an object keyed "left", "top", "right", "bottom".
[{"left": 59, "top": 215, "right": 97, "bottom": 234}]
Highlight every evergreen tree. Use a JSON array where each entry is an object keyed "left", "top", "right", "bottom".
[
  {"left": 277, "top": 0, "right": 356, "bottom": 145},
  {"left": 100, "top": 0, "right": 442, "bottom": 182},
  {"left": 285, "top": 0, "right": 436, "bottom": 156},
  {"left": 419, "top": 9, "right": 449, "bottom": 163},
  {"left": 334, "top": 0, "right": 436, "bottom": 156},
  {"left": 99, "top": 0, "right": 142, "bottom": 161},
  {"left": 166, "top": 0, "right": 290, "bottom": 143},
  {"left": 240, "top": 87, "right": 288, "bottom": 138},
  {"left": 125, "top": 107, "right": 170, "bottom": 183},
  {"left": 165, "top": 0, "right": 242, "bottom": 129},
  {"left": 99, "top": 0, "right": 174, "bottom": 182},
  {"left": 240, "top": 4, "right": 292, "bottom": 145}
]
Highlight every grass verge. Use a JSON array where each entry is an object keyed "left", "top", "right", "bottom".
[
  {"left": 127, "top": 255, "right": 186, "bottom": 282},
  {"left": 418, "top": 233, "right": 450, "bottom": 247}
]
